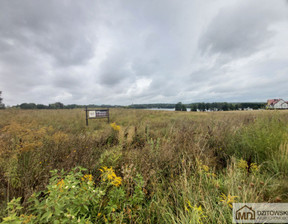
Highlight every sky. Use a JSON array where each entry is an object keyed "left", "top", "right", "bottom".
[{"left": 0, "top": 0, "right": 288, "bottom": 106}]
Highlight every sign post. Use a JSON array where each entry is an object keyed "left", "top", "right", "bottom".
[
  {"left": 85, "top": 107, "right": 109, "bottom": 126},
  {"left": 85, "top": 106, "right": 88, "bottom": 126}
]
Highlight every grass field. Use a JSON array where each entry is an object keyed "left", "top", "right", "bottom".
[{"left": 0, "top": 108, "right": 288, "bottom": 223}]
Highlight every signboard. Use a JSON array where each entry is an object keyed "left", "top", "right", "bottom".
[
  {"left": 96, "top": 110, "right": 109, "bottom": 117},
  {"left": 85, "top": 107, "right": 109, "bottom": 125},
  {"left": 89, "top": 111, "right": 96, "bottom": 118}
]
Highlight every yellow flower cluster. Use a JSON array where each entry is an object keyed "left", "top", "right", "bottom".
[
  {"left": 57, "top": 179, "right": 65, "bottom": 191},
  {"left": 238, "top": 158, "right": 259, "bottom": 172},
  {"left": 238, "top": 159, "right": 248, "bottom": 170},
  {"left": 199, "top": 164, "right": 216, "bottom": 178},
  {"left": 220, "top": 193, "right": 238, "bottom": 208},
  {"left": 185, "top": 200, "right": 207, "bottom": 223},
  {"left": 81, "top": 174, "right": 93, "bottom": 182},
  {"left": 20, "top": 214, "right": 36, "bottom": 224},
  {"left": 110, "top": 122, "right": 121, "bottom": 132},
  {"left": 250, "top": 163, "right": 259, "bottom": 172},
  {"left": 99, "top": 166, "right": 122, "bottom": 187},
  {"left": 202, "top": 165, "right": 209, "bottom": 172}
]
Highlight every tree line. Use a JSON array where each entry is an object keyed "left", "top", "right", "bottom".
[
  {"left": 128, "top": 104, "right": 175, "bottom": 109},
  {"left": 11, "top": 102, "right": 266, "bottom": 110},
  {"left": 186, "top": 102, "right": 265, "bottom": 111},
  {"left": 13, "top": 102, "right": 122, "bottom": 109},
  {"left": 129, "top": 102, "right": 266, "bottom": 111}
]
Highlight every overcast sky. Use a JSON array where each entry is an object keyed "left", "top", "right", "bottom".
[{"left": 1, "top": 0, "right": 288, "bottom": 106}]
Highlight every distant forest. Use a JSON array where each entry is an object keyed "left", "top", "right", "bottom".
[
  {"left": 14, "top": 102, "right": 122, "bottom": 110},
  {"left": 189, "top": 102, "right": 266, "bottom": 111},
  {"left": 130, "top": 102, "right": 266, "bottom": 111},
  {"left": 12, "top": 102, "right": 266, "bottom": 111}
]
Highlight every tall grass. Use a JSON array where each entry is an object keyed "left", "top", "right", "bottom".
[
  {"left": 0, "top": 109, "right": 288, "bottom": 223},
  {"left": 227, "top": 113, "right": 286, "bottom": 163}
]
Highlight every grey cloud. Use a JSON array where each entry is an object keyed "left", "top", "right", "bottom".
[
  {"left": 36, "top": 33, "right": 95, "bottom": 66},
  {"left": 99, "top": 72, "right": 127, "bottom": 86},
  {"left": 1, "top": 0, "right": 288, "bottom": 105},
  {"left": 97, "top": 50, "right": 135, "bottom": 86},
  {"left": 0, "top": 0, "right": 98, "bottom": 67},
  {"left": 199, "top": 0, "right": 287, "bottom": 58},
  {"left": 53, "top": 74, "right": 83, "bottom": 89}
]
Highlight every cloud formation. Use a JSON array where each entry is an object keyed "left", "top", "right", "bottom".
[{"left": 0, "top": 0, "right": 288, "bottom": 105}]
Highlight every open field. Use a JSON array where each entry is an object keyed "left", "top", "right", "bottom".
[{"left": 0, "top": 109, "right": 288, "bottom": 223}]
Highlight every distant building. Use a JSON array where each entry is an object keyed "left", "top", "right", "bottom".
[{"left": 267, "top": 99, "right": 288, "bottom": 109}]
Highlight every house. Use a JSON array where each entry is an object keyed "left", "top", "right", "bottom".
[{"left": 267, "top": 99, "right": 288, "bottom": 109}]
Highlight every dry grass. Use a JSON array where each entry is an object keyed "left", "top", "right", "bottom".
[{"left": 0, "top": 108, "right": 288, "bottom": 223}]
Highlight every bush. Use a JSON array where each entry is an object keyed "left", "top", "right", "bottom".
[{"left": 2, "top": 166, "right": 146, "bottom": 223}]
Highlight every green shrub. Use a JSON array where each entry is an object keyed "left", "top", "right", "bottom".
[{"left": 2, "top": 166, "right": 146, "bottom": 223}]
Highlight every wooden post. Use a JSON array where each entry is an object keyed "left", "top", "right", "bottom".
[
  {"left": 85, "top": 106, "right": 88, "bottom": 126},
  {"left": 107, "top": 109, "right": 110, "bottom": 123}
]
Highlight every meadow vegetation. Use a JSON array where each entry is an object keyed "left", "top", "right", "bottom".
[{"left": 0, "top": 108, "right": 288, "bottom": 223}]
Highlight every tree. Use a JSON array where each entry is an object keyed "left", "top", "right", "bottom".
[
  {"left": 175, "top": 102, "right": 187, "bottom": 111},
  {"left": 20, "top": 103, "right": 37, "bottom": 109},
  {"left": 0, "top": 91, "right": 5, "bottom": 109},
  {"left": 190, "top": 104, "right": 197, "bottom": 111},
  {"left": 198, "top": 103, "right": 205, "bottom": 111},
  {"left": 36, "top": 104, "right": 48, "bottom": 109},
  {"left": 182, "top": 104, "right": 187, "bottom": 111},
  {"left": 49, "top": 102, "right": 64, "bottom": 109},
  {"left": 222, "top": 102, "right": 229, "bottom": 111}
]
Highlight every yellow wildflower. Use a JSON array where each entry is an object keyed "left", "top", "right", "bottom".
[
  {"left": 81, "top": 174, "right": 93, "bottom": 182},
  {"left": 220, "top": 193, "right": 238, "bottom": 208},
  {"left": 250, "top": 163, "right": 259, "bottom": 172},
  {"left": 187, "top": 200, "right": 193, "bottom": 209},
  {"left": 202, "top": 165, "right": 209, "bottom": 172},
  {"left": 238, "top": 159, "right": 248, "bottom": 170},
  {"left": 57, "top": 179, "right": 65, "bottom": 191},
  {"left": 111, "top": 176, "right": 122, "bottom": 187},
  {"left": 110, "top": 122, "right": 121, "bottom": 131},
  {"left": 21, "top": 214, "right": 36, "bottom": 224},
  {"left": 100, "top": 166, "right": 122, "bottom": 187},
  {"left": 186, "top": 200, "right": 207, "bottom": 223},
  {"left": 238, "top": 159, "right": 259, "bottom": 173},
  {"left": 194, "top": 205, "right": 203, "bottom": 213}
]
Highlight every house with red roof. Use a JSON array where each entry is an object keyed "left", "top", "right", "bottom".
[{"left": 267, "top": 99, "right": 288, "bottom": 109}]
